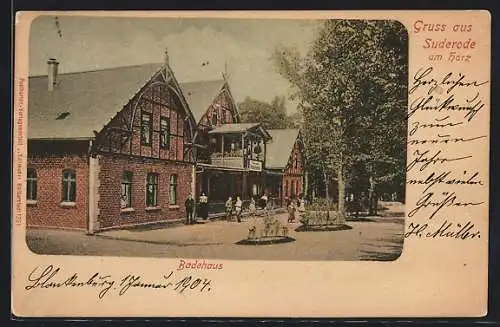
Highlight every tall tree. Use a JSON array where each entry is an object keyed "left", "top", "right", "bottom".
[
  {"left": 238, "top": 96, "right": 297, "bottom": 129},
  {"left": 273, "top": 20, "right": 408, "bottom": 217}
]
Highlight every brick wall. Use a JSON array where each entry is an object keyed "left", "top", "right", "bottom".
[
  {"left": 26, "top": 154, "right": 89, "bottom": 230},
  {"left": 97, "top": 154, "right": 193, "bottom": 229},
  {"left": 282, "top": 140, "right": 304, "bottom": 198},
  {"left": 282, "top": 175, "right": 303, "bottom": 199}
]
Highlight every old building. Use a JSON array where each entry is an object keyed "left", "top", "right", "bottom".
[
  {"left": 177, "top": 76, "right": 306, "bottom": 210},
  {"left": 26, "top": 50, "right": 308, "bottom": 231},
  {"left": 265, "top": 129, "right": 305, "bottom": 203},
  {"left": 27, "top": 54, "right": 197, "bottom": 232},
  {"left": 179, "top": 78, "right": 252, "bottom": 210}
]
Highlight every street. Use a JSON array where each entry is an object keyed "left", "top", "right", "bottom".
[{"left": 26, "top": 205, "right": 405, "bottom": 261}]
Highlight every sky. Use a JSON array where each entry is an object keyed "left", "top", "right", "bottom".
[{"left": 29, "top": 15, "right": 323, "bottom": 113}]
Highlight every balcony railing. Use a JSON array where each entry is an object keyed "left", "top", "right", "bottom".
[
  {"left": 211, "top": 153, "right": 244, "bottom": 169},
  {"left": 208, "top": 151, "right": 264, "bottom": 170}
]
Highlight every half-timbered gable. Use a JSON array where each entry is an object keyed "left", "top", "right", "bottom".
[
  {"left": 180, "top": 80, "right": 239, "bottom": 129},
  {"left": 95, "top": 66, "right": 195, "bottom": 163},
  {"left": 179, "top": 79, "right": 240, "bottom": 164},
  {"left": 284, "top": 139, "right": 303, "bottom": 176},
  {"left": 265, "top": 129, "right": 305, "bottom": 200},
  {"left": 197, "top": 86, "right": 238, "bottom": 130}
]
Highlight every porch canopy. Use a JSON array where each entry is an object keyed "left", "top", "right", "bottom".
[{"left": 208, "top": 123, "right": 271, "bottom": 140}]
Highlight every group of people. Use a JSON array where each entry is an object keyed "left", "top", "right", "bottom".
[
  {"left": 183, "top": 192, "right": 209, "bottom": 225},
  {"left": 224, "top": 196, "right": 243, "bottom": 222},
  {"left": 225, "top": 193, "right": 270, "bottom": 223},
  {"left": 184, "top": 191, "right": 305, "bottom": 225}
]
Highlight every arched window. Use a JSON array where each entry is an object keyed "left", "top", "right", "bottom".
[
  {"left": 27, "top": 168, "right": 37, "bottom": 201},
  {"left": 62, "top": 169, "right": 76, "bottom": 202}
]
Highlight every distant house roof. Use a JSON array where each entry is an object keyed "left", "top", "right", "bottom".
[
  {"left": 179, "top": 79, "right": 226, "bottom": 123},
  {"left": 265, "top": 129, "right": 301, "bottom": 170},
  {"left": 28, "top": 63, "right": 164, "bottom": 140}
]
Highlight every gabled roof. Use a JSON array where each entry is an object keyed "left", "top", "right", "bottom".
[
  {"left": 28, "top": 63, "right": 163, "bottom": 139},
  {"left": 179, "top": 79, "right": 226, "bottom": 123},
  {"left": 265, "top": 129, "right": 301, "bottom": 170}
]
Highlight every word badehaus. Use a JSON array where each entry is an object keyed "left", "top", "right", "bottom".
[{"left": 26, "top": 52, "right": 305, "bottom": 233}]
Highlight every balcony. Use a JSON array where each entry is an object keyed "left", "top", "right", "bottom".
[
  {"left": 202, "top": 123, "right": 270, "bottom": 171},
  {"left": 209, "top": 151, "right": 264, "bottom": 171}
]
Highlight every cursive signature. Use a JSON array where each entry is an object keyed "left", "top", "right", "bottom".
[{"left": 404, "top": 220, "right": 481, "bottom": 240}]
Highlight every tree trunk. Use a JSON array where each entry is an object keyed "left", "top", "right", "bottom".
[
  {"left": 354, "top": 192, "right": 360, "bottom": 219},
  {"left": 304, "top": 171, "right": 309, "bottom": 198},
  {"left": 338, "top": 165, "right": 346, "bottom": 217},
  {"left": 323, "top": 170, "right": 329, "bottom": 201},
  {"left": 368, "top": 175, "right": 376, "bottom": 216}
]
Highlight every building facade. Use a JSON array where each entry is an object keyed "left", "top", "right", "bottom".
[
  {"left": 26, "top": 54, "right": 306, "bottom": 231},
  {"left": 265, "top": 129, "right": 305, "bottom": 204},
  {"left": 27, "top": 56, "right": 197, "bottom": 232}
]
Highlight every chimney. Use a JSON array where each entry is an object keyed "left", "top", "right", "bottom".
[
  {"left": 163, "top": 48, "right": 169, "bottom": 67},
  {"left": 47, "top": 58, "right": 59, "bottom": 92}
]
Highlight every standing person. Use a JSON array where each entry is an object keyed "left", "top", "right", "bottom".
[
  {"left": 248, "top": 197, "right": 256, "bottom": 217},
  {"left": 199, "top": 192, "right": 209, "bottom": 220},
  {"left": 184, "top": 194, "right": 195, "bottom": 225},
  {"left": 298, "top": 194, "right": 306, "bottom": 212},
  {"left": 235, "top": 196, "right": 243, "bottom": 222},
  {"left": 260, "top": 193, "right": 268, "bottom": 210},
  {"left": 225, "top": 196, "right": 233, "bottom": 222},
  {"left": 288, "top": 199, "right": 297, "bottom": 223}
]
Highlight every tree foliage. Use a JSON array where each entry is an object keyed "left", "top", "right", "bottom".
[
  {"left": 273, "top": 19, "right": 408, "bottom": 214},
  {"left": 238, "top": 96, "right": 298, "bottom": 129}
]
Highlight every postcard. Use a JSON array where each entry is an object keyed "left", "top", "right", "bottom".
[{"left": 12, "top": 10, "right": 490, "bottom": 317}]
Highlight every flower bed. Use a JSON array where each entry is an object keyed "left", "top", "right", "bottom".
[
  {"left": 296, "top": 210, "right": 351, "bottom": 232},
  {"left": 236, "top": 236, "right": 295, "bottom": 245},
  {"left": 236, "top": 213, "right": 295, "bottom": 246}
]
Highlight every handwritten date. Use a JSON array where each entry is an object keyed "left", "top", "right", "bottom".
[{"left": 25, "top": 265, "right": 213, "bottom": 299}]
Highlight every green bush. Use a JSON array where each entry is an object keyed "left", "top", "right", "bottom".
[
  {"left": 301, "top": 210, "right": 346, "bottom": 226},
  {"left": 309, "top": 198, "right": 337, "bottom": 211}
]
